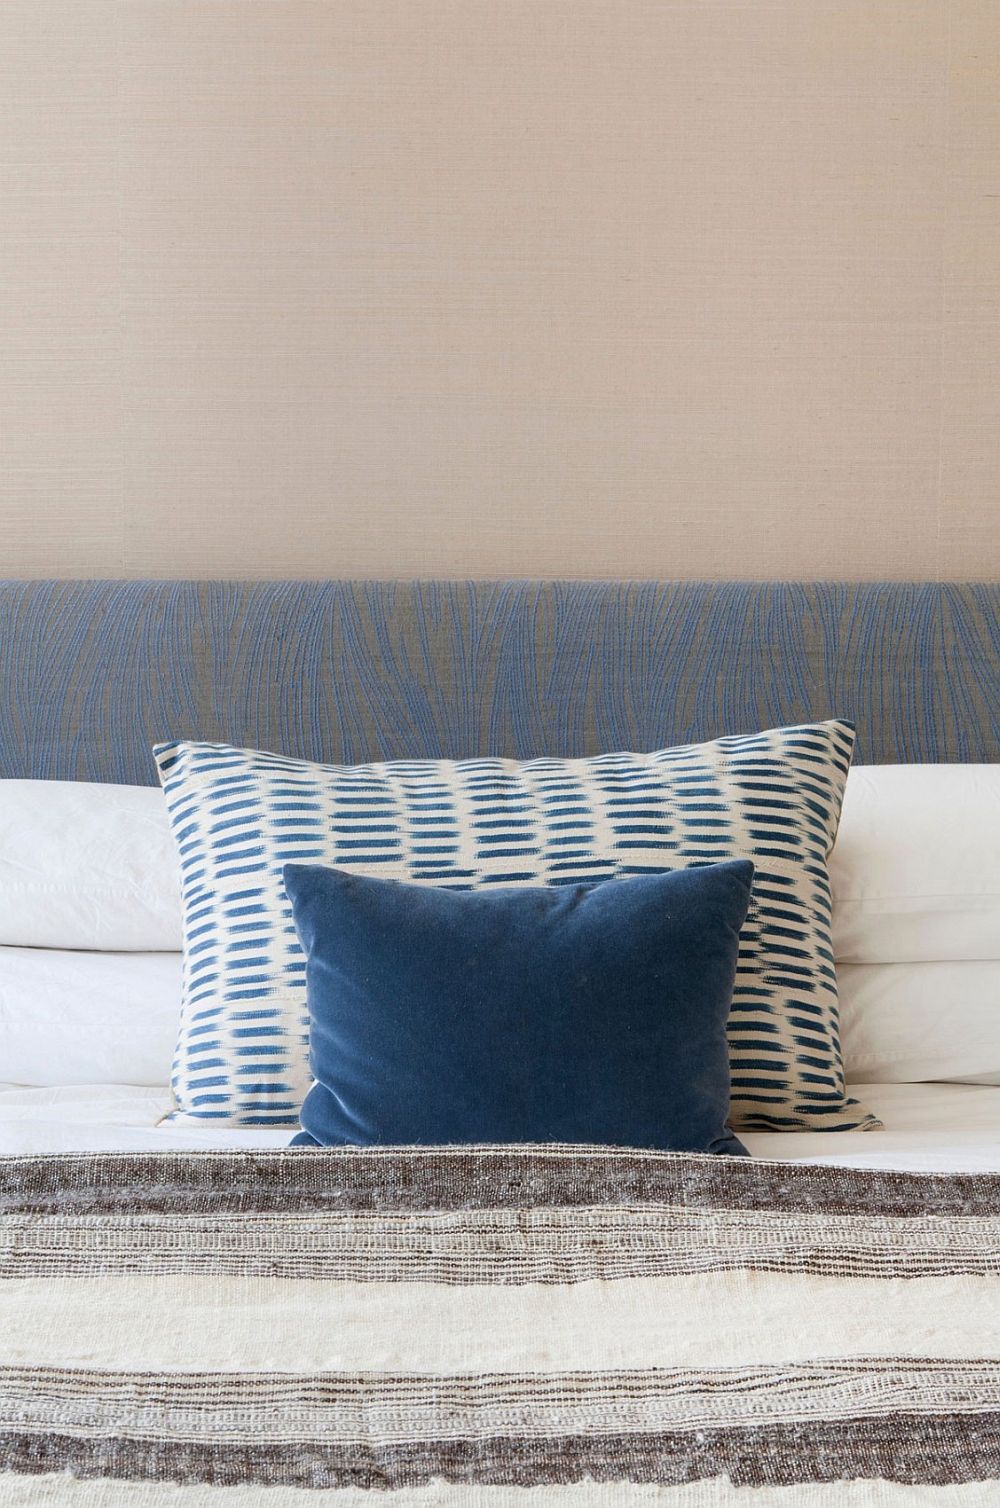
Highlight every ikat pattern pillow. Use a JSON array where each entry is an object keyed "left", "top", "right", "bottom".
[{"left": 154, "top": 719, "right": 876, "bottom": 1132}]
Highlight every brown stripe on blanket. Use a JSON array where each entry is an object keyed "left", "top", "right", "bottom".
[
  {"left": 4, "top": 1205, "right": 1000, "bottom": 1284},
  {"left": 6, "top": 1360, "right": 1000, "bottom": 1435},
  {"left": 4, "top": 1415, "right": 1000, "bottom": 1490},
  {"left": 2, "top": 1147, "right": 1000, "bottom": 1219}
]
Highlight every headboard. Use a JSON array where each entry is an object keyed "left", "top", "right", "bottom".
[{"left": 0, "top": 580, "right": 995, "bottom": 784}]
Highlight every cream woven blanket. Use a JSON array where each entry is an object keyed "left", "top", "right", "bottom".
[{"left": 1, "top": 1145, "right": 999, "bottom": 1504}]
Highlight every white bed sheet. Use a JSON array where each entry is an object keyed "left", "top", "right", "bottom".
[{"left": 0, "top": 1081, "right": 999, "bottom": 1171}]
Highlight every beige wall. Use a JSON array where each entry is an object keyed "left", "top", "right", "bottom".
[{"left": 2, "top": 1, "right": 998, "bottom": 581}]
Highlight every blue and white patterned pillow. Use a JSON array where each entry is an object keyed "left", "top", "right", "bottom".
[{"left": 154, "top": 720, "right": 876, "bottom": 1132}]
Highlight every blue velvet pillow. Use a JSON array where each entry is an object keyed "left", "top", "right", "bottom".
[{"left": 284, "top": 859, "right": 753, "bottom": 1155}]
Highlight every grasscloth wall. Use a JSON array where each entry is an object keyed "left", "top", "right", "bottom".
[{"left": 1, "top": 2, "right": 998, "bottom": 581}]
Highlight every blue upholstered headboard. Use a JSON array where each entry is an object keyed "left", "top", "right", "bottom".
[{"left": 0, "top": 581, "right": 995, "bottom": 784}]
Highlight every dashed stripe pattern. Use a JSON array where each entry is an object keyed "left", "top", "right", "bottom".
[{"left": 155, "top": 719, "right": 869, "bottom": 1131}]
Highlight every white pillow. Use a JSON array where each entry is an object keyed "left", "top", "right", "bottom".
[
  {"left": 0, "top": 947, "right": 182, "bottom": 1086},
  {"left": 840, "top": 959, "right": 1000, "bottom": 1084},
  {"left": 0, "top": 781, "right": 182, "bottom": 950},
  {"left": 831, "top": 765, "right": 1000, "bottom": 963}
]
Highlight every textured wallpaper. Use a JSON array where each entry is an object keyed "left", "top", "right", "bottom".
[{"left": 1, "top": 1, "right": 998, "bottom": 580}]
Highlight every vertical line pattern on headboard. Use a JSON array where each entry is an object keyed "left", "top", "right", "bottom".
[{"left": 0, "top": 581, "right": 996, "bottom": 783}]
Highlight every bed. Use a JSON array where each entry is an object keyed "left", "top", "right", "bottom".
[
  {"left": 2, "top": 1081, "right": 1000, "bottom": 1173},
  {"left": 0, "top": 578, "right": 998, "bottom": 1501}
]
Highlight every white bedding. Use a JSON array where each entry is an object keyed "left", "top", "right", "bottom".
[{"left": 1, "top": 1081, "right": 1000, "bottom": 1171}]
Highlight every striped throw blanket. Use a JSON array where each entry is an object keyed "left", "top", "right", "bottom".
[{"left": 2, "top": 1146, "right": 999, "bottom": 1504}]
